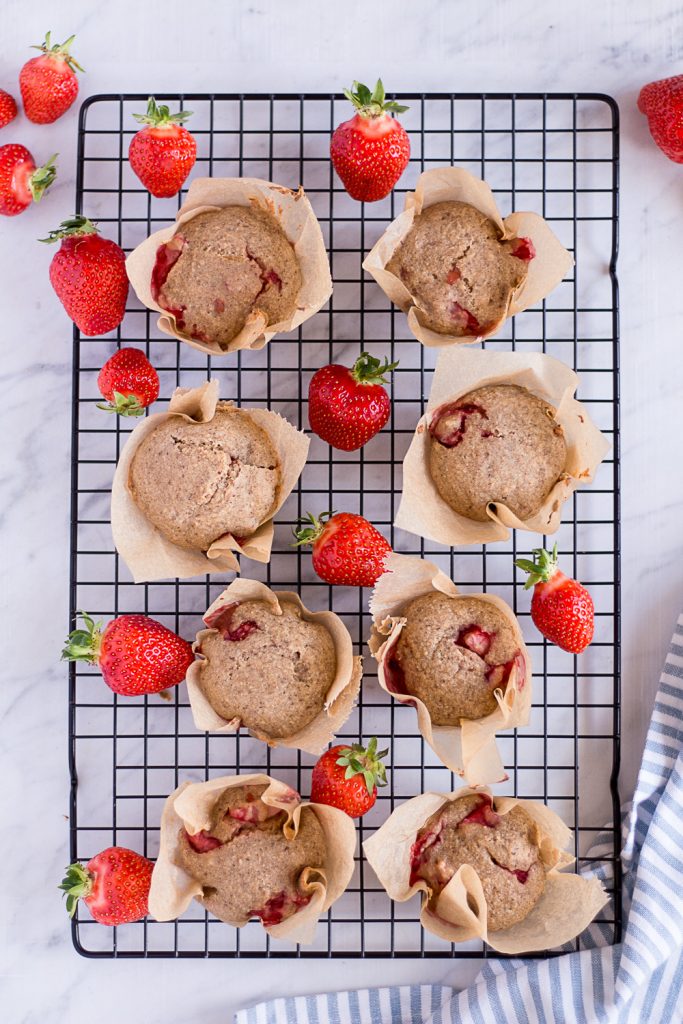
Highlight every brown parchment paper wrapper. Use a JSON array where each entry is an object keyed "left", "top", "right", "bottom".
[
  {"left": 363, "top": 786, "right": 608, "bottom": 953},
  {"left": 362, "top": 166, "right": 573, "bottom": 347},
  {"left": 396, "top": 347, "right": 611, "bottom": 547},
  {"left": 187, "top": 578, "right": 363, "bottom": 754},
  {"left": 111, "top": 380, "right": 310, "bottom": 582},
  {"left": 126, "top": 177, "right": 332, "bottom": 356},
  {"left": 369, "top": 553, "right": 531, "bottom": 784},
  {"left": 149, "top": 774, "right": 357, "bottom": 946}
]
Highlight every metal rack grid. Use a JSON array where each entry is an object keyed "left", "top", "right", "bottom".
[{"left": 68, "top": 92, "right": 620, "bottom": 958}]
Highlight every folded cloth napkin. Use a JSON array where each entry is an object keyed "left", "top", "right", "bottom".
[{"left": 236, "top": 614, "right": 683, "bottom": 1024}]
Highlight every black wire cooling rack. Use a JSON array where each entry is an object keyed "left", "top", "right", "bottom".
[{"left": 68, "top": 92, "right": 620, "bottom": 958}]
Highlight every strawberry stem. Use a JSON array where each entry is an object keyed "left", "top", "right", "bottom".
[
  {"left": 350, "top": 352, "right": 399, "bottom": 386},
  {"left": 40, "top": 215, "right": 99, "bottom": 244},
  {"left": 58, "top": 862, "right": 93, "bottom": 918},
  {"left": 61, "top": 611, "right": 103, "bottom": 664},
  {"left": 28, "top": 154, "right": 58, "bottom": 203},
  {"left": 342, "top": 79, "right": 409, "bottom": 118},
  {"left": 133, "top": 96, "right": 193, "bottom": 127},
  {"left": 31, "top": 32, "right": 84, "bottom": 73},
  {"left": 335, "top": 737, "right": 388, "bottom": 795},
  {"left": 96, "top": 391, "right": 145, "bottom": 418},
  {"left": 291, "top": 511, "right": 335, "bottom": 547},
  {"left": 514, "top": 543, "right": 559, "bottom": 589}
]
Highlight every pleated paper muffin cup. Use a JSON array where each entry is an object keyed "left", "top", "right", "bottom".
[
  {"left": 111, "top": 380, "right": 310, "bottom": 582},
  {"left": 187, "top": 578, "right": 363, "bottom": 754},
  {"left": 149, "top": 774, "right": 357, "bottom": 946},
  {"left": 125, "top": 176, "right": 332, "bottom": 356},
  {"left": 369, "top": 553, "right": 531, "bottom": 784},
  {"left": 362, "top": 165, "right": 573, "bottom": 347},
  {"left": 363, "top": 786, "right": 608, "bottom": 953},
  {"left": 396, "top": 346, "right": 611, "bottom": 547}
]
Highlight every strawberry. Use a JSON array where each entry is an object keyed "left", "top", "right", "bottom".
[
  {"left": 293, "top": 511, "right": 391, "bottom": 587},
  {"left": 97, "top": 348, "right": 160, "bottom": 417},
  {"left": 515, "top": 544, "right": 594, "bottom": 654},
  {"left": 62, "top": 611, "right": 194, "bottom": 696},
  {"left": 129, "top": 97, "right": 196, "bottom": 198},
  {"left": 42, "top": 216, "right": 129, "bottom": 336},
  {"left": 19, "top": 32, "right": 83, "bottom": 125},
  {"left": 0, "top": 90, "right": 18, "bottom": 129},
  {"left": 59, "top": 847, "right": 153, "bottom": 926},
  {"left": 0, "top": 145, "right": 57, "bottom": 216},
  {"left": 330, "top": 79, "right": 410, "bottom": 202},
  {"left": 638, "top": 75, "right": 683, "bottom": 163},
  {"left": 308, "top": 351, "right": 398, "bottom": 452},
  {"left": 311, "top": 738, "right": 388, "bottom": 818}
]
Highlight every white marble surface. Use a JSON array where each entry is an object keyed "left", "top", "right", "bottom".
[{"left": 2, "top": 0, "right": 683, "bottom": 1020}]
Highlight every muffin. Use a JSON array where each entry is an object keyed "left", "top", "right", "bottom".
[
  {"left": 176, "top": 783, "right": 326, "bottom": 926},
  {"left": 386, "top": 592, "right": 524, "bottom": 724},
  {"left": 409, "top": 793, "right": 545, "bottom": 931},
  {"left": 428, "top": 384, "right": 567, "bottom": 522},
  {"left": 197, "top": 598, "right": 337, "bottom": 738},
  {"left": 151, "top": 205, "right": 302, "bottom": 346},
  {"left": 128, "top": 402, "right": 281, "bottom": 551},
  {"left": 386, "top": 201, "right": 533, "bottom": 337}
]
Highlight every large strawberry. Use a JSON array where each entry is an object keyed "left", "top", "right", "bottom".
[
  {"left": 129, "top": 97, "right": 196, "bottom": 198},
  {"left": 19, "top": 32, "right": 83, "bottom": 124},
  {"left": 0, "top": 90, "right": 18, "bottom": 129},
  {"left": 294, "top": 511, "right": 391, "bottom": 587},
  {"left": 330, "top": 79, "right": 410, "bottom": 202},
  {"left": 42, "top": 216, "right": 129, "bottom": 336},
  {"left": 515, "top": 544, "right": 594, "bottom": 654},
  {"left": 97, "top": 348, "right": 160, "bottom": 417},
  {"left": 62, "top": 611, "right": 194, "bottom": 696},
  {"left": 638, "top": 75, "right": 683, "bottom": 163},
  {"left": 59, "top": 847, "right": 153, "bottom": 925},
  {"left": 311, "top": 738, "right": 388, "bottom": 818},
  {"left": 0, "top": 145, "right": 57, "bottom": 216},
  {"left": 308, "top": 352, "right": 398, "bottom": 451}
]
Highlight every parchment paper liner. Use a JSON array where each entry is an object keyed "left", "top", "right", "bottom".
[
  {"left": 363, "top": 786, "right": 608, "bottom": 953},
  {"left": 149, "top": 774, "right": 357, "bottom": 946},
  {"left": 396, "top": 346, "right": 611, "bottom": 547},
  {"left": 111, "top": 380, "right": 310, "bottom": 582},
  {"left": 187, "top": 578, "right": 363, "bottom": 754},
  {"left": 126, "top": 176, "right": 332, "bottom": 356},
  {"left": 369, "top": 553, "right": 531, "bottom": 783},
  {"left": 362, "top": 166, "right": 573, "bottom": 347}
]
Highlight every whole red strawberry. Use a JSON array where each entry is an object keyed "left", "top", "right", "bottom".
[
  {"left": 294, "top": 511, "right": 391, "bottom": 587},
  {"left": 42, "top": 216, "right": 129, "bottom": 336},
  {"left": 97, "top": 348, "right": 160, "bottom": 417},
  {"left": 59, "top": 847, "right": 153, "bottom": 925},
  {"left": 308, "top": 351, "right": 398, "bottom": 451},
  {"left": 0, "top": 90, "right": 18, "bottom": 129},
  {"left": 20, "top": 32, "right": 83, "bottom": 125},
  {"left": 62, "top": 611, "right": 194, "bottom": 696},
  {"left": 331, "top": 79, "right": 410, "bottom": 202},
  {"left": 638, "top": 75, "right": 683, "bottom": 163},
  {"left": 129, "top": 97, "right": 196, "bottom": 198},
  {"left": 311, "top": 738, "right": 388, "bottom": 818},
  {"left": 515, "top": 544, "right": 594, "bottom": 654},
  {"left": 0, "top": 145, "right": 57, "bottom": 216}
]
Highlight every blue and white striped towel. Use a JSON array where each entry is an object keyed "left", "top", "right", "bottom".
[{"left": 236, "top": 614, "right": 683, "bottom": 1024}]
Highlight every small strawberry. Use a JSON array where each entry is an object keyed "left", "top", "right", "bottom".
[
  {"left": 0, "top": 90, "right": 18, "bottom": 129},
  {"left": 59, "top": 847, "right": 153, "bottom": 926},
  {"left": 20, "top": 32, "right": 83, "bottom": 125},
  {"left": 311, "top": 738, "right": 388, "bottom": 818},
  {"left": 515, "top": 544, "right": 594, "bottom": 654},
  {"left": 62, "top": 611, "right": 194, "bottom": 696},
  {"left": 97, "top": 348, "right": 160, "bottom": 417},
  {"left": 0, "top": 145, "right": 57, "bottom": 216},
  {"left": 42, "top": 216, "right": 129, "bottom": 336},
  {"left": 638, "top": 75, "right": 683, "bottom": 163},
  {"left": 294, "top": 511, "right": 391, "bottom": 587},
  {"left": 330, "top": 79, "right": 410, "bottom": 202},
  {"left": 129, "top": 97, "right": 196, "bottom": 198},
  {"left": 308, "top": 351, "right": 398, "bottom": 452}
]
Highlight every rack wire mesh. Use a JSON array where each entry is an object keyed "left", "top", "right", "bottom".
[{"left": 69, "top": 92, "right": 620, "bottom": 958}]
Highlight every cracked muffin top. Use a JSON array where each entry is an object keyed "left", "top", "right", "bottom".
[
  {"left": 151, "top": 205, "right": 302, "bottom": 347},
  {"left": 410, "top": 793, "right": 546, "bottom": 932},
  {"left": 129, "top": 402, "right": 281, "bottom": 551},
  {"left": 196, "top": 599, "right": 337, "bottom": 738},
  {"left": 386, "top": 201, "right": 534, "bottom": 337},
  {"left": 385, "top": 592, "right": 523, "bottom": 724},
  {"left": 428, "top": 384, "right": 567, "bottom": 523},
  {"left": 176, "top": 783, "right": 326, "bottom": 927}
]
